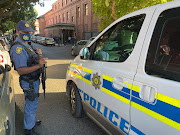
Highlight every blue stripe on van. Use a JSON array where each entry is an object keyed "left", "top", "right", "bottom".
[{"left": 103, "top": 79, "right": 180, "bottom": 124}]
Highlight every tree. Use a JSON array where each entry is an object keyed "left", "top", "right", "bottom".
[
  {"left": 0, "top": 0, "right": 39, "bottom": 18},
  {"left": 0, "top": 0, "right": 45, "bottom": 33},
  {"left": 1, "top": 4, "right": 38, "bottom": 33},
  {"left": 92, "top": 0, "right": 173, "bottom": 31}
]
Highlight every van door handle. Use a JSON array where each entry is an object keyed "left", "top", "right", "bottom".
[
  {"left": 140, "top": 85, "right": 157, "bottom": 103},
  {"left": 112, "top": 76, "right": 128, "bottom": 90}
]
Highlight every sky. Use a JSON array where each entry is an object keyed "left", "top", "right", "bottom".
[{"left": 34, "top": 0, "right": 57, "bottom": 17}]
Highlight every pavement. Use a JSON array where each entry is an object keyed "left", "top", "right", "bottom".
[{"left": 13, "top": 43, "right": 106, "bottom": 135}]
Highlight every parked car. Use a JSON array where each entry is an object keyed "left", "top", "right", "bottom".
[
  {"left": 0, "top": 37, "right": 10, "bottom": 51},
  {"left": 66, "top": 1, "right": 180, "bottom": 135},
  {"left": 0, "top": 36, "right": 14, "bottom": 135},
  {"left": 31, "top": 36, "right": 36, "bottom": 43},
  {"left": 88, "top": 37, "right": 96, "bottom": 42},
  {"left": 39, "top": 37, "right": 46, "bottom": 45},
  {"left": 71, "top": 40, "right": 91, "bottom": 56},
  {"left": 45, "top": 38, "right": 55, "bottom": 46},
  {"left": 36, "top": 36, "right": 41, "bottom": 44},
  {"left": 0, "top": 72, "right": 15, "bottom": 135},
  {"left": 0, "top": 39, "right": 11, "bottom": 72}
]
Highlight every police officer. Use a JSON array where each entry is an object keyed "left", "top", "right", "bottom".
[{"left": 10, "top": 20, "right": 47, "bottom": 135}]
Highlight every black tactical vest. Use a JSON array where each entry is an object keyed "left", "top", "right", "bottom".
[{"left": 12, "top": 41, "right": 41, "bottom": 81}]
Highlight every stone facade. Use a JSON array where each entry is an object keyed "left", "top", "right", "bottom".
[{"left": 38, "top": 0, "right": 100, "bottom": 43}]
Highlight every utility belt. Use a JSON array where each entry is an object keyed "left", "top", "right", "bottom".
[{"left": 20, "top": 76, "right": 40, "bottom": 101}]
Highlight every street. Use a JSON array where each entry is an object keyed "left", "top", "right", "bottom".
[{"left": 13, "top": 43, "right": 106, "bottom": 135}]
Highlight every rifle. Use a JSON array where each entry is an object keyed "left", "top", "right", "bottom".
[
  {"left": 41, "top": 64, "right": 47, "bottom": 99},
  {"left": 28, "top": 42, "right": 47, "bottom": 98}
]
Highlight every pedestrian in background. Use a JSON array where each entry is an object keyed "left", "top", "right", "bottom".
[
  {"left": 68, "top": 36, "right": 71, "bottom": 44},
  {"left": 10, "top": 20, "right": 47, "bottom": 135}
]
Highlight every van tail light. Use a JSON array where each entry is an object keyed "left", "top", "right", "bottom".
[
  {"left": 1, "top": 40, "right": 6, "bottom": 47},
  {"left": 0, "top": 54, "right": 4, "bottom": 63}
]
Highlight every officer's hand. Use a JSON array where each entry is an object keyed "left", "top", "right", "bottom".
[
  {"left": 38, "top": 57, "right": 48, "bottom": 68},
  {"left": 36, "top": 48, "right": 42, "bottom": 55}
]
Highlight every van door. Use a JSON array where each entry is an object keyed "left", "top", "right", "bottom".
[
  {"left": 130, "top": 5, "right": 180, "bottom": 135},
  {"left": 80, "top": 9, "right": 155, "bottom": 134}
]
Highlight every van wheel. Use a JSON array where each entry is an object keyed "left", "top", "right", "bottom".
[{"left": 70, "top": 82, "right": 82, "bottom": 118}]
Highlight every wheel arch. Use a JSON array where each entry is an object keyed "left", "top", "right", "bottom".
[{"left": 66, "top": 80, "right": 83, "bottom": 100}]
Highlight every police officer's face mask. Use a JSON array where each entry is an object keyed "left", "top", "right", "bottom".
[{"left": 19, "top": 32, "right": 32, "bottom": 42}]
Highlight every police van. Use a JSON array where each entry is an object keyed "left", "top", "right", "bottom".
[{"left": 66, "top": 1, "right": 180, "bottom": 135}]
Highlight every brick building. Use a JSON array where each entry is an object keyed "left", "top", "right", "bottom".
[
  {"left": 37, "top": 15, "right": 45, "bottom": 36},
  {"left": 38, "top": 0, "right": 100, "bottom": 43}
]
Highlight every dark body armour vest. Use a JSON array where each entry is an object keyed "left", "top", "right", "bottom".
[{"left": 12, "top": 41, "right": 41, "bottom": 81}]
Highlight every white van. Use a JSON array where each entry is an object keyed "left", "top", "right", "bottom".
[{"left": 66, "top": 1, "right": 180, "bottom": 135}]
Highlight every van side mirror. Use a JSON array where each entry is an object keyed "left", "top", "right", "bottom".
[{"left": 79, "top": 47, "right": 90, "bottom": 60}]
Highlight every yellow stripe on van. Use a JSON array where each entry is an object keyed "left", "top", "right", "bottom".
[
  {"left": 67, "top": 69, "right": 91, "bottom": 85},
  {"left": 82, "top": 67, "right": 93, "bottom": 74},
  {"left": 131, "top": 101, "right": 180, "bottom": 131},
  {"left": 156, "top": 93, "right": 180, "bottom": 109},
  {"left": 70, "top": 63, "right": 79, "bottom": 68},
  {"left": 67, "top": 70, "right": 83, "bottom": 80},
  {"left": 83, "top": 78, "right": 91, "bottom": 85},
  {"left": 102, "top": 74, "right": 114, "bottom": 82},
  {"left": 71, "top": 63, "right": 93, "bottom": 74},
  {"left": 124, "top": 82, "right": 140, "bottom": 93},
  {"left": 101, "top": 87, "right": 130, "bottom": 105}
]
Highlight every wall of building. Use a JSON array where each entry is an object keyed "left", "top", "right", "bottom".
[
  {"left": 37, "top": 16, "right": 46, "bottom": 36},
  {"left": 42, "top": 0, "right": 100, "bottom": 41}
]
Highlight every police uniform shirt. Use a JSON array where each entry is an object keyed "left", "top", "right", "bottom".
[
  {"left": 10, "top": 37, "right": 32, "bottom": 69},
  {"left": 10, "top": 37, "right": 40, "bottom": 90}
]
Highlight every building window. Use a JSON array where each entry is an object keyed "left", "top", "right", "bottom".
[
  {"left": 59, "top": 15, "right": 61, "bottom": 23},
  {"left": 55, "top": 5, "right": 57, "bottom": 10},
  {"left": 67, "top": 12, "right": 69, "bottom": 21},
  {"left": 62, "top": 0, "right": 63, "bottom": 7},
  {"left": 53, "top": 18, "right": 54, "bottom": 24},
  {"left": 58, "top": 3, "right": 60, "bottom": 9},
  {"left": 77, "top": 7, "right": 80, "bottom": 18},
  {"left": 56, "top": 16, "right": 57, "bottom": 23},
  {"left": 72, "top": 16, "right": 74, "bottom": 23},
  {"left": 66, "top": 0, "right": 68, "bottom": 4},
  {"left": 85, "top": 4, "right": 88, "bottom": 16}
]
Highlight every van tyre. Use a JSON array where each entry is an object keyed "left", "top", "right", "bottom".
[{"left": 70, "top": 82, "right": 83, "bottom": 118}]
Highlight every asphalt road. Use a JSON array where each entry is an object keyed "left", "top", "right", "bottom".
[{"left": 13, "top": 42, "right": 106, "bottom": 135}]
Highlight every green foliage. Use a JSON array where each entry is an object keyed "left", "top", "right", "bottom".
[
  {"left": 92, "top": 0, "right": 174, "bottom": 31},
  {"left": 0, "top": 0, "right": 40, "bottom": 33},
  {"left": 1, "top": 3, "right": 38, "bottom": 33}
]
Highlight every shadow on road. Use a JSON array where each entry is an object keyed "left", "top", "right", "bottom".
[
  {"left": 46, "top": 64, "right": 69, "bottom": 79},
  {"left": 15, "top": 92, "right": 106, "bottom": 135}
]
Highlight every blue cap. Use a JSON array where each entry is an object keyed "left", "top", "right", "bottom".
[{"left": 16, "top": 20, "right": 35, "bottom": 32}]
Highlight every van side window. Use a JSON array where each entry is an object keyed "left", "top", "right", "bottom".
[
  {"left": 145, "top": 8, "right": 180, "bottom": 82},
  {"left": 91, "top": 14, "right": 145, "bottom": 62}
]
